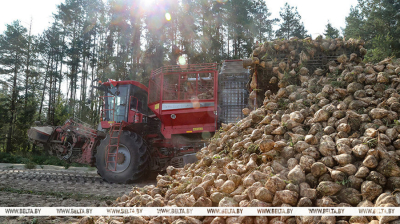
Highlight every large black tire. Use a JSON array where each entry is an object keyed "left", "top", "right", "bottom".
[{"left": 96, "top": 131, "right": 149, "bottom": 184}]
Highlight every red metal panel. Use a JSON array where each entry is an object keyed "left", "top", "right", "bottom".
[
  {"left": 162, "top": 99, "right": 215, "bottom": 103},
  {"left": 148, "top": 102, "right": 159, "bottom": 117},
  {"left": 161, "top": 110, "right": 215, "bottom": 125},
  {"left": 127, "top": 96, "right": 143, "bottom": 124},
  {"left": 224, "top": 59, "right": 243, "bottom": 62},
  {"left": 100, "top": 96, "right": 115, "bottom": 121},
  {"left": 103, "top": 80, "right": 148, "bottom": 92},
  {"left": 159, "top": 73, "right": 164, "bottom": 116},
  {"left": 161, "top": 124, "right": 217, "bottom": 139},
  {"left": 149, "top": 63, "right": 218, "bottom": 139},
  {"left": 214, "top": 70, "right": 218, "bottom": 129},
  {"left": 160, "top": 107, "right": 215, "bottom": 115},
  {"left": 150, "top": 63, "right": 218, "bottom": 77}
]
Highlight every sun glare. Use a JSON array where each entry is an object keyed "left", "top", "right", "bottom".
[
  {"left": 165, "top": 13, "right": 171, "bottom": 21},
  {"left": 178, "top": 55, "right": 187, "bottom": 66},
  {"left": 142, "top": 0, "right": 155, "bottom": 10}
]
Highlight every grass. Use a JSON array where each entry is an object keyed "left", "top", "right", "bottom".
[
  {"left": 0, "top": 151, "right": 89, "bottom": 169},
  {"left": 0, "top": 186, "right": 116, "bottom": 201},
  {"left": 288, "top": 139, "right": 295, "bottom": 147},
  {"left": 302, "top": 100, "right": 311, "bottom": 107},
  {"left": 212, "top": 155, "right": 221, "bottom": 160},
  {"left": 336, "top": 178, "right": 349, "bottom": 187},
  {"left": 277, "top": 98, "right": 288, "bottom": 110},
  {"left": 247, "top": 144, "right": 260, "bottom": 154},
  {"left": 331, "top": 80, "right": 346, "bottom": 88},
  {"left": 211, "top": 127, "right": 224, "bottom": 142},
  {"left": 24, "top": 161, "right": 37, "bottom": 169},
  {"left": 363, "top": 138, "right": 378, "bottom": 148}
]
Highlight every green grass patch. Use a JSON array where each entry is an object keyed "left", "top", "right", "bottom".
[
  {"left": 0, "top": 186, "right": 116, "bottom": 201},
  {"left": 24, "top": 161, "right": 37, "bottom": 169},
  {"left": 0, "top": 152, "right": 89, "bottom": 169}
]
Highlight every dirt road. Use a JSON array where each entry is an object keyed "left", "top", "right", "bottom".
[{"left": 0, "top": 163, "right": 157, "bottom": 224}]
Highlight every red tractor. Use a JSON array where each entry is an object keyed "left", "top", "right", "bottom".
[{"left": 28, "top": 61, "right": 249, "bottom": 183}]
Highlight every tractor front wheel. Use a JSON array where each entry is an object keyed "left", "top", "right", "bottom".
[{"left": 95, "top": 131, "right": 149, "bottom": 184}]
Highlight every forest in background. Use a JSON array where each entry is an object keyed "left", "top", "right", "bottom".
[{"left": 0, "top": 0, "right": 399, "bottom": 153}]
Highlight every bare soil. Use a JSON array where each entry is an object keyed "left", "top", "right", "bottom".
[{"left": 0, "top": 164, "right": 157, "bottom": 224}]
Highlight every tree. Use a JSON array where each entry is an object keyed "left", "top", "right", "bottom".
[
  {"left": 344, "top": 0, "right": 400, "bottom": 59},
  {"left": 0, "top": 21, "right": 28, "bottom": 152},
  {"left": 0, "top": 84, "right": 8, "bottom": 150},
  {"left": 251, "top": 0, "right": 278, "bottom": 43},
  {"left": 324, "top": 21, "right": 340, "bottom": 39},
  {"left": 343, "top": 6, "right": 365, "bottom": 39},
  {"left": 225, "top": 0, "right": 254, "bottom": 58},
  {"left": 364, "top": 34, "right": 396, "bottom": 62},
  {"left": 177, "top": 0, "right": 200, "bottom": 63},
  {"left": 275, "top": 3, "right": 308, "bottom": 39},
  {"left": 57, "top": 0, "right": 85, "bottom": 117},
  {"left": 142, "top": 3, "right": 168, "bottom": 76},
  {"left": 293, "top": 22, "right": 309, "bottom": 39}
]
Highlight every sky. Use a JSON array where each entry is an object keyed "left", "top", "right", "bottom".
[
  {"left": 0, "top": 0, "right": 359, "bottom": 37},
  {"left": 0, "top": 0, "right": 64, "bottom": 35},
  {"left": 265, "top": 0, "right": 359, "bottom": 37}
]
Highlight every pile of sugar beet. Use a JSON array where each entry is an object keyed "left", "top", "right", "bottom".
[{"left": 81, "top": 38, "right": 400, "bottom": 224}]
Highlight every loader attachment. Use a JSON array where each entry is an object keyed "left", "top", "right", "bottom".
[
  {"left": 27, "top": 118, "right": 104, "bottom": 166},
  {"left": 27, "top": 126, "right": 55, "bottom": 143}
]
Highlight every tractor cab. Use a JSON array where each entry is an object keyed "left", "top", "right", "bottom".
[{"left": 100, "top": 80, "right": 150, "bottom": 129}]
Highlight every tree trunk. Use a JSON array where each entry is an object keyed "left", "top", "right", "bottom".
[
  {"left": 6, "top": 53, "right": 19, "bottom": 153},
  {"left": 24, "top": 21, "right": 32, "bottom": 110},
  {"left": 70, "top": 19, "right": 78, "bottom": 117},
  {"left": 38, "top": 55, "right": 51, "bottom": 122},
  {"left": 90, "top": 31, "right": 96, "bottom": 123},
  {"left": 48, "top": 53, "right": 54, "bottom": 125},
  {"left": 57, "top": 30, "right": 66, "bottom": 106}
]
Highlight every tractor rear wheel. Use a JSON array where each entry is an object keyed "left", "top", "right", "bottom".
[{"left": 95, "top": 131, "right": 149, "bottom": 184}]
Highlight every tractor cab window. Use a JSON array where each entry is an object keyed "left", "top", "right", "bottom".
[
  {"left": 105, "top": 85, "right": 129, "bottom": 122},
  {"left": 130, "top": 97, "right": 142, "bottom": 111},
  {"left": 129, "top": 86, "right": 148, "bottom": 115}
]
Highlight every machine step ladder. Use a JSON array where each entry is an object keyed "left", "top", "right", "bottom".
[{"left": 106, "top": 123, "right": 123, "bottom": 171}]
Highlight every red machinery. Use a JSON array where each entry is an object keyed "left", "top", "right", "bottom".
[
  {"left": 28, "top": 61, "right": 249, "bottom": 183},
  {"left": 148, "top": 63, "right": 218, "bottom": 138},
  {"left": 90, "top": 63, "right": 219, "bottom": 183},
  {"left": 28, "top": 118, "right": 102, "bottom": 166}
]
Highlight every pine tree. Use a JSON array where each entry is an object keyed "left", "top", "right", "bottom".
[
  {"left": 293, "top": 22, "right": 309, "bottom": 39},
  {"left": 324, "top": 21, "right": 340, "bottom": 39},
  {"left": 178, "top": 0, "right": 200, "bottom": 63},
  {"left": 343, "top": 6, "right": 365, "bottom": 39},
  {"left": 0, "top": 21, "right": 28, "bottom": 152},
  {"left": 57, "top": 0, "right": 85, "bottom": 117},
  {"left": 0, "top": 84, "right": 8, "bottom": 150},
  {"left": 251, "top": 0, "right": 278, "bottom": 43},
  {"left": 225, "top": 0, "right": 254, "bottom": 58},
  {"left": 275, "top": 3, "right": 308, "bottom": 39},
  {"left": 344, "top": 0, "right": 400, "bottom": 59}
]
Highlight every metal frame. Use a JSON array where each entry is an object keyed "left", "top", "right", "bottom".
[
  {"left": 150, "top": 63, "right": 218, "bottom": 77},
  {"left": 105, "top": 122, "right": 124, "bottom": 171},
  {"left": 148, "top": 63, "right": 218, "bottom": 139},
  {"left": 128, "top": 96, "right": 139, "bottom": 123},
  {"left": 100, "top": 96, "right": 115, "bottom": 122}
]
